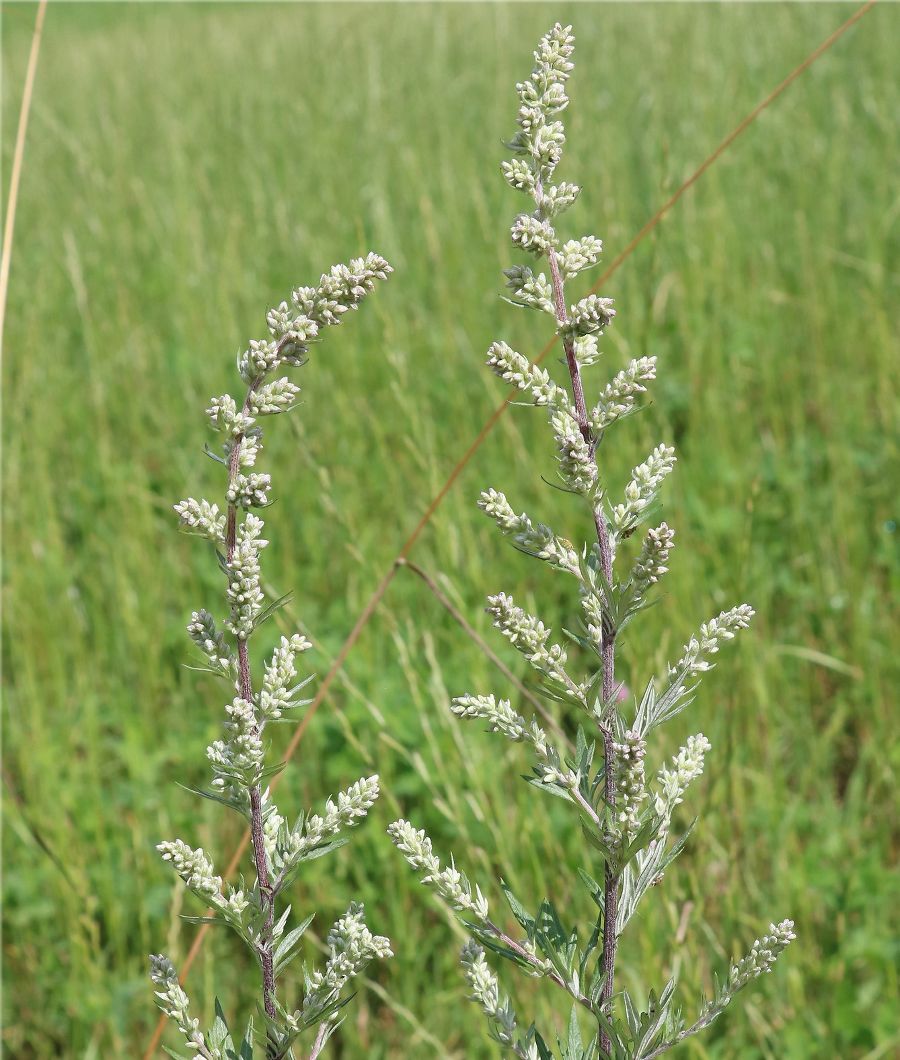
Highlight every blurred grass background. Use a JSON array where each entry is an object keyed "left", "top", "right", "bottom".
[{"left": 2, "top": 2, "right": 898, "bottom": 1057}]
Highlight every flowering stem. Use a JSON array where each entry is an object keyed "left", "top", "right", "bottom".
[
  {"left": 547, "top": 242, "right": 619, "bottom": 1049},
  {"left": 224, "top": 372, "right": 277, "bottom": 1028}
]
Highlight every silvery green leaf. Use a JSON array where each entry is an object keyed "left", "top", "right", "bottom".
[{"left": 273, "top": 913, "right": 315, "bottom": 975}]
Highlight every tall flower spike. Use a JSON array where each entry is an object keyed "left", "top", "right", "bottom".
[
  {"left": 152, "top": 255, "right": 392, "bottom": 1055},
  {"left": 391, "top": 24, "right": 792, "bottom": 1060}
]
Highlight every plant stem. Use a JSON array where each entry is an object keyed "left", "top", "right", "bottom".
[
  {"left": 547, "top": 244, "right": 619, "bottom": 1051},
  {"left": 308, "top": 1022, "right": 330, "bottom": 1060},
  {"left": 483, "top": 919, "right": 594, "bottom": 1012},
  {"left": 225, "top": 373, "right": 277, "bottom": 1031}
]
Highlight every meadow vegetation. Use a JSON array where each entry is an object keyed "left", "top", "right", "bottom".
[{"left": 2, "top": 3, "right": 897, "bottom": 1056}]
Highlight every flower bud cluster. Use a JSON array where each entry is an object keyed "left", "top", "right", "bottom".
[
  {"left": 226, "top": 472, "right": 271, "bottom": 509},
  {"left": 174, "top": 498, "right": 226, "bottom": 543},
  {"left": 632, "top": 523, "right": 675, "bottom": 596},
  {"left": 306, "top": 775, "right": 380, "bottom": 849},
  {"left": 485, "top": 341, "right": 564, "bottom": 407},
  {"left": 611, "top": 443, "right": 677, "bottom": 535},
  {"left": 654, "top": 733, "right": 711, "bottom": 834},
  {"left": 207, "top": 696, "right": 264, "bottom": 790},
  {"left": 238, "top": 253, "right": 392, "bottom": 383},
  {"left": 506, "top": 23, "right": 575, "bottom": 184},
  {"left": 224, "top": 516, "right": 267, "bottom": 639},
  {"left": 550, "top": 405, "right": 597, "bottom": 494},
  {"left": 186, "top": 609, "right": 233, "bottom": 675},
  {"left": 207, "top": 394, "right": 255, "bottom": 436},
  {"left": 247, "top": 377, "right": 301, "bottom": 416},
  {"left": 725, "top": 920, "right": 797, "bottom": 994},
  {"left": 238, "top": 338, "right": 281, "bottom": 383},
  {"left": 590, "top": 356, "right": 658, "bottom": 433},
  {"left": 451, "top": 693, "right": 549, "bottom": 754},
  {"left": 265, "top": 302, "right": 319, "bottom": 355},
  {"left": 503, "top": 265, "right": 555, "bottom": 314},
  {"left": 536, "top": 181, "right": 580, "bottom": 218},
  {"left": 562, "top": 294, "right": 616, "bottom": 339},
  {"left": 486, "top": 592, "right": 570, "bottom": 685},
  {"left": 580, "top": 590, "right": 607, "bottom": 654},
  {"left": 574, "top": 333, "right": 601, "bottom": 367},
  {"left": 157, "top": 840, "right": 223, "bottom": 903},
  {"left": 613, "top": 730, "right": 647, "bottom": 838},
  {"left": 387, "top": 821, "right": 490, "bottom": 922},
  {"left": 460, "top": 942, "right": 519, "bottom": 1047},
  {"left": 268, "top": 776, "right": 381, "bottom": 878},
  {"left": 302, "top": 903, "right": 392, "bottom": 1018},
  {"left": 292, "top": 253, "right": 393, "bottom": 330},
  {"left": 510, "top": 214, "right": 557, "bottom": 256},
  {"left": 558, "top": 235, "right": 603, "bottom": 279},
  {"left": 235, "top": 431, "right": 262, "bottom": 468},
  {"left": 260, "top": 633, "right": 312, "bottom": 720},
  {"left": 673, "top": 605, "right": 755, "bottom": 676},
  {"left": 478, "top": 489, "right": 579, "bottom": 574},
  {"left": 149, "top": 955, "right": 207, "bottom": 1054}
]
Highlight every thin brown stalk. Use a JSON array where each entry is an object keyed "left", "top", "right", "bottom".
[{"left": 0, "top": 0, "right": 48, "bottom": 358}]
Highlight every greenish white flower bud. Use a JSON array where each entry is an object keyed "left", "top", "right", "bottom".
[
  {"left": 501, "top": 158, "right": 536, "bottom": 192},
  {"left": 613, "top": 730, "right": 647, "bottom": 838},
  {"left": 722, "top": 920, "right": 797, "bottom": 996},
  {"left": 186, "top": 609, "right": 233, "bottom": 674},
  {"left": 239, "top": 338, "right": 280, "bottom": 383},
  {"left": 273, "top": 776, "right": 381, "bottom": 875},
  {"left": 536, "top": 181, "right": 580, "bottom": 218},
  {"left": 654, "top": 733, "right": 711, "bottom": 832},
  {"left": 558, "top": 235, "right": 603, "bottom": 278},
  {"left": 502, "top": 265, "right": 555, "bottom": 314},
  {"left": 207, "top": 697, "right": 264, "bottom": 789},
  {"left": 632, "top": 522, "right": 675, "bottom": 596},
  {"left": 574, "top": 333, "right": 601, "bottom": 367},
  {"left": 225, "top": 472, "right": 271, "bottom": 509},
  {"left": 387, "top": 820, "right": 490, "bottom": 922},
  {"left": 207, "top": 394, "right": 255, "bottom": 436},
  {"left": 451, "top": 693, "right": 549, "bottom": 755},
  {"left": 260, "top": 633, "right": 312, "bottom": 720},
  {"left": 460, "top": 941, "right": 519, "bottom": 1047},
  {"left": 485, "top": 341, "right": 564, "bottom": 406},
  {"left": 157, "top": 840, "right": 223, "bottom": 903},
  {"left": 486, "top": 592, "right": 571, "bottom": 686},
  {"left": 265, "top": 302, "right": 319, "bottom": 349},
  {"left": 478, "top": 489, "right": 579, "bottom": 574},
  {"left": 673, "top": 605, "right": 755, "bottom": 676},
  {"left": 549, "top": 405, "right": 597, "bottom": 493},
  {"left": 225, "top": 517, "right": 267, "bottom": 638},
  {"left": 235, "top": 431, "right": 262, "bottom": 468},
  {"left": 590, "top": 356, "right": 657, "bottom": 432},
  {"left": 292, "top": 252, "right": 393, "bottom": 329},
  {"left": 302, "top": 902, "right": 392, "bottom": 1019},
  {"left": 611, "top": 443, "right": 676, "bottom": 534},
  {"left": 511, "top": 213, "right": 557, "bottom": 256},
  {"left": 149, "top": 954, "right": 208, "bottom": 1053},
  {"left": 248, "top": 377, "right": 301, "bottom": 416},
  {"left": 563, "top": 294, "right": 616, "bottom": 338},
  {"left": 174, "top": 498, "right": 226, "bottom": 543}
]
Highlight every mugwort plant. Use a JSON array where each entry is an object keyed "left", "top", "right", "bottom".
[
  {"left": 151, "top": 255, "right": 394, "bottom": 1059},
  {"left": 389, "top": 25, "right": 794, "bottom": 1059}
]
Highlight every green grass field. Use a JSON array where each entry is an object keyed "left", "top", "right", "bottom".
[{"left": 3, "top": 2, "right": 898, "bottom": 1056}]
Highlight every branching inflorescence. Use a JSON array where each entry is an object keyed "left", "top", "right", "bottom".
[
  {"left": 152, "top": 255, "right": 394, "bottom": 1059},
  {"left": 389, "top": 25, "right": 793, "bottom": 1059}
]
